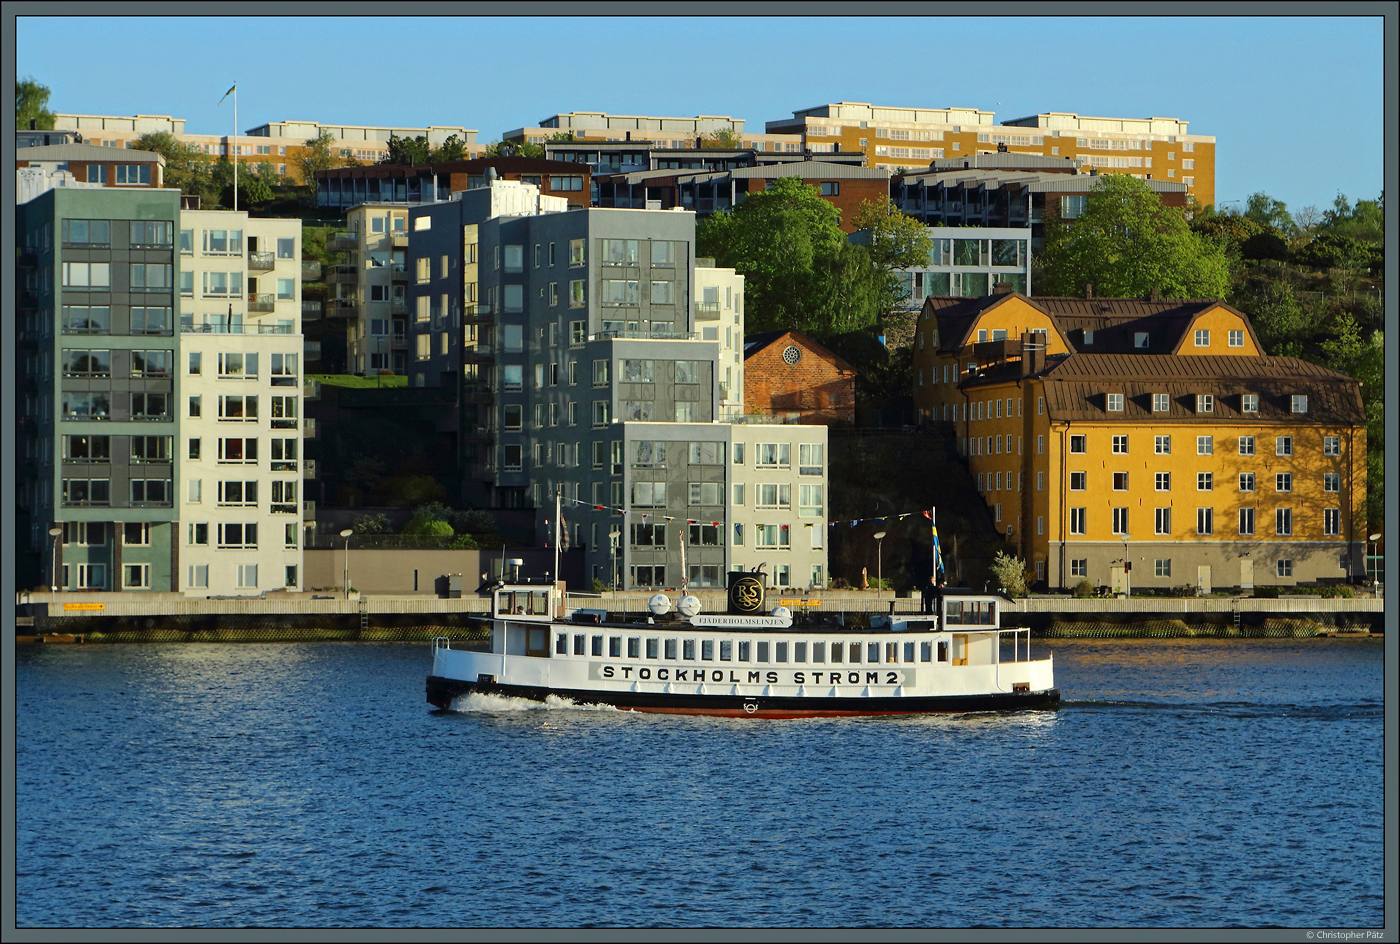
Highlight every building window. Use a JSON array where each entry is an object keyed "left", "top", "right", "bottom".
[
  {"left": 1069, "top": 434, "right": 1086, "bottom": 454},
  {"left": 1197, "top": 472, "right": 1213, "bottom": 491},
  {"left": 1112, "top": 507, "right": 1128, "bottom": 535},
  {"left": 1155, "top": 472, "right": 1170, "bottom": 491},
  {"left": 1194, "top": 329, "right": 1209, "bottom": 347},
  {"left": 1323, "top": 473, "right": 1340, "bottom": 493},
  {"left": 1197, "top": 436, "right": 1213, "bottom": 455},
  {"left": 819, "top": 182, "right": 839, "bottom": 196},
  {"left": 1276, "top": 473, "right": 1292, "bottom": 492},
  {"left": 1275, "top": 508, "right": 1292, "bottom": 536},
  {"left": 1276, "top": 436, "right": 1292, "bottom": 456},
  {"left": 1239, "top": 436, "right": 1255, "bottom": 456},
  {"left": 1106, "top": 393, "right": 1124, "bottom": 412},
  {"left": 1070, "top": 559, "right": 1087, "bottom": 578},
  {"left": 1323, "top": 508, "right": 1340, "bottom": 536},
  {"left": 1152, "top": 393, "right": 1169, "bottom": 413},
  {"left": 1154, "top": 435, "right": 1171, "bottom": 455},
  {"left": 1069, "top": 508, "right": 1085, "bottom": 535},
  {"left": 1196, "top": 508, "right": 1213, "bottom": 535},
  {"left": 1241, "top": 393, "right": 1259, "bottom": 413},
  {"left": 1112, "top": 472, "right": 1128, "bottom": 491},
  {"left": 1154, "top": 559, "right": 1172, "bottom": 578},
  {"left": 1291, "top": 395, "right": 1308, "bottom": 414},
  {"left": 1228, "top": 330, "right": 1244, "bottom": 347},
  {"left": 1111, "top": 435, "right": 1128, "bottom": 454},
  {"left": 1154, "top": 508, "right": 1171, "bottom": 535},
  {"left": 1277, "top": 559, "right": 1293, "bottom": 577},
  {"left": 1323, "top": 436, "right": 1340, "bottom": 457},
  {"left": 1239, "top": 507, "right": 1255, "bottom": 536},
  {"left": 1196, "top": 394, "right": 1214, "bottom": 413},
  {"left": 1239, "top": 473, "right": 1255, "bottom": 492}
]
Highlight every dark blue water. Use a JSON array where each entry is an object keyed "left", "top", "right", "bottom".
[{"left": 14, "top": 637, "right": 1385, "bottom": 929}]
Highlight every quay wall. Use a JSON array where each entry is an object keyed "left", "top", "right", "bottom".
[{"left": 14, "top": 590, "right": 1385, "bottom": 641}]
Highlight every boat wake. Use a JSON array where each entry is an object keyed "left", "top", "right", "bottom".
[{"left": 448, "top": 691, "right": 623, "bottom": 714}]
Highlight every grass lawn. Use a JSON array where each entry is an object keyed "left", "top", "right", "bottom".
[{"left": 309, "top": 373, "right": 408, "bottom": 389}]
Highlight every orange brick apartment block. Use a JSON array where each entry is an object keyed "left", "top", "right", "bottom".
[{"left": 743, "top": 330, "right": 856, "bottom": 425}]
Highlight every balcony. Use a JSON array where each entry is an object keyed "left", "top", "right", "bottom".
[
  {"left": 302, "top": 417, "right": 316, "bottom": 438},
  {"left": 301, "top": 261, "right": 322, "bottom": 282},
  {"left": 248, "top": 293, "right": 276, "bottom": 313},
  {"left": 302, "top": 459, "right": 316, "bottom": 480},
  {"left": 327, "top": 233, "right": 357, "bottom": 252},
  {"left": 696, "top": 301, "right": 721, "bottom": 320},
  {"left": 327, "top": 265, "right": 358, "bottom": 285},
  {"left": 248, "top": 250, "right": 275, "bottom": 271},
  {"left": 301, "top": 299, "right": 322, "bottom": 321},
  {"left": 302, "top": 499, "right": 316, "bottom": 522},
  {"left": 390, "top": 297, "right": 408, "bottom": 316},
  {"left": 303, "top": 378, "right": 321, "bottom": 400},
  {"left": 390, "top": 232, "right": 408, "bottom": 249},
  {"left": 390, "top": 263, "right": 407, "bottom": 282},
  {"left": 325, "top": 298, "right": 358, "bottom": 318},
  {"left": 461, "top": 382, "right": 495, "bottom": 403}
]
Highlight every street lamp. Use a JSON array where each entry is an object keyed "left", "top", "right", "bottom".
[
  {"left": 873, "top": 531, "right": 887, "bottom": 593},
  {"left": 339, "top": 528, "right": 354, "bottom": 598},
  {"left": 1368, "top": 532, "right": 1382, "bottom": 586},
  {"left": 1122, "top": 532, "right": 1131, "bottom": 598},
  {"left": 48, "top": 526, "right": 63, "bottom": 593}
]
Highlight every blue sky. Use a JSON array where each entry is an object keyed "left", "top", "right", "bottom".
[{"left": 15, "top": 13, "right": 1386, "bottom": 213}]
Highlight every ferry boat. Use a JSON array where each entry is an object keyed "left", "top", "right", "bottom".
[{"left": 426, "top": 575, "right": 1059, "bottom": 719}]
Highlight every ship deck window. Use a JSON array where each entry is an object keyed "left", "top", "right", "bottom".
[
  {"left": 868, "top": 642, "right": 881, "bottom": 663},
  {"left": 683, "top": 639, "right": 696, "bottom": 660},
  {"left": 645, "top": 638, "right": 659, "bottom": 659},
  {"left": 756, "top": 641, "right": 769, "bottom": 663},
  {"left": 627, "top": 637, "right": 640, "bottom": 658},
  {"left": 793, "top": 642, "right": 807, "bottom": 663},
  {"left": 850, "top": 643, "right": 863, "bottom": 664},
  {"left": 609, "top": 636, "right": 622, "bottom": 657},
  {"left": 903, "top": 641, "right": 915, "bottom": 663},
  {"left": 664, "top": 638, "right": 678, "bottom": 659},
  {"left": 592, "top": 635, "right": 604, "bottom": 656},
  {"left": 775, "top": 642, "right": 788, "bottom": 663},
  {"left": 886, "top": 642, "right": 899, "bottom": 663},
  {"left": 738, "top": 640, "right": 751, "bottom": 661},
  {"left": 556, "top": 633, "right": 568, "bottom": 655},
  {"left": 828, "top": 643, "right": 840, "bottom": 663},
  {"left": 719, "top": 640, "right": 732, "bottom": 661},
  {"left": 938, "top": 640, "right": 949, "bottom": 662},
  {"left": 702, "top": 639, "right": 714, "bottom": 661},
  {"left": 573, "top": 634, "right": 586, "bottom": 655},
  {"left": 921, "top": 641, "right": 933, "bottom": 662}
]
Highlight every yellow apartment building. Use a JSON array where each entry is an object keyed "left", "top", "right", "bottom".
[
  {"left": 912, "top": 293, "right": 1366, "bottom": 592},
  {"left": 767, "top": 103, "right": 1215, "bottom": 207}
]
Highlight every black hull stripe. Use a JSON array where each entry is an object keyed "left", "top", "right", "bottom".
[{"left": 426, "top": 676, "right": 1060, "bottom": 717}]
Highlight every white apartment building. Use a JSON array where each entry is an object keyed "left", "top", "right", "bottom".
[
  {"left": 327, "top": 205, "right": 410, "bottom": 375},
  {"left": 178, "top": 210, "right": 304, "bottom": 594}
]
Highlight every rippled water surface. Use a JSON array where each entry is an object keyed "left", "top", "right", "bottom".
[{"left": 15, "top": 637, "right": 1384, "bottom": 929}]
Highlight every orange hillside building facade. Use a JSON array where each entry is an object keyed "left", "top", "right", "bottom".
[{"left": 911, "top": 292, "right": 1367, "bottom": 593}]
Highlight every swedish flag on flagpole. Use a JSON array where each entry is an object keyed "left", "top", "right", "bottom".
[
  {"left": 926, "top": 508, "right": 945, "bottom": 578},
  {"left": 218, "top": 83, "right": 236, "bottom": 106}
]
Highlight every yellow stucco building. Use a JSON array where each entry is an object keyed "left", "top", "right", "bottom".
[{"left": 912, "top": 293, "right": 1367, "bottom": 592}]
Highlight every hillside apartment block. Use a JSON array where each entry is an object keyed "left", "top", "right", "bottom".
[
  {"left": 910, "top": 293, "right": 1367, "bottom": 593},
  {"left": 50, "top": 113, "right": 479, "bottom": 184},
  {"left": 400, "top": 178, "right": 827, "bottom": 591},
  {"left": 17, "top": 186, "right": 305, "bottom": 595}
]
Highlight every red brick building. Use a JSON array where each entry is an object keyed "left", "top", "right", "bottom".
[{"left": 743, "top": 330, "right": 856, "bottom": 424}]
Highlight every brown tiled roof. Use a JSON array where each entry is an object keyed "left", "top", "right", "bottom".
[{"left": 1033, "top": 353, "right": 1364, "bottom": 426}]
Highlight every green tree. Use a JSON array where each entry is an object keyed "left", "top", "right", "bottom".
[
  {"left": 990, "top": 551, "right": 1029, "bottom": 597},
  {"left": 482, "top": 139, "right": 545, "bottom": 159},
  {"left": 430, "top": 134, "right": 467, "bottom": 162},
  {"left": 131, "top": 131, "right": 218, "bottom": 205},
  {"left": 382, "top": 133, "right": 431, "bottom": 165},
  {"left": 1320, "top": 315, "right": 1384, "bottom": 533},
  {"left": 1036, "top": 174, "right": 1232, "bottom": 298},
  {"left": 1243, "top": 191, "right": 1296, "bottom": 236},
  {"left": 698, "top": 177, "right": 850, "bottom": 335},
  {"left": 17, "top": 76, "right": 55, "bottom": 130},
  {"left": 1320, "top": 193, "right": 1383, "bottom": 243},
  {"left": 701, "top": 128, "right": 742, "bottom": 149},
  {"left": 297, "top": 130, "right": 341, "bottom": 183}
]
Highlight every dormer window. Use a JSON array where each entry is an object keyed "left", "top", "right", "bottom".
[
  {"left": 1241, "top": 393, "right": 1259, "bottom": 413},
  {"left": 1291, "top": 394, "right": 1308, "bottom": 413},
  {"left": 1082, "top": 329, "right": 1094, "bottom": 345},
  {"left": 1134, "top": 332, "right": 1149, "bottom": 349},
  {"left": 1194, "top": 329, "right": 1210, "bottom": 347},
  {"left": 977, "top": 329, "right": 988, "bottom": 342},
  {"left": 1152, "top": 393, "right": 1169, "bottom": 413},
  {"left": 1228, "top": 329, "right": 1244, "bottom": 347},
  {"left": 1196, "top": 394, "right": 1214, "bottom": 413},
  {"left": 1106, "top": 393, "right": 1124, "bottom": 412}
]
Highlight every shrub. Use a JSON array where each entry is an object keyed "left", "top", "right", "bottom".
[
  {"left": 402, "top": 517, "right": 453, "bottom": 538},
  {"left": 351, "top": 512, "right": 390, "bottom": 534},
  {"left": 1072, "top": 580, "right": 1095, "bottom": 598}
]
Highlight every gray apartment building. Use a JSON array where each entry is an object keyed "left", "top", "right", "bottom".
[{"left": 405, "top": 179, "right": 827, "bottom": 591}]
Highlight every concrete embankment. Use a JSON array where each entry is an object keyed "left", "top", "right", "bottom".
[{"left": 13, "top": 590, "right": 1385, "bottom": 643}]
